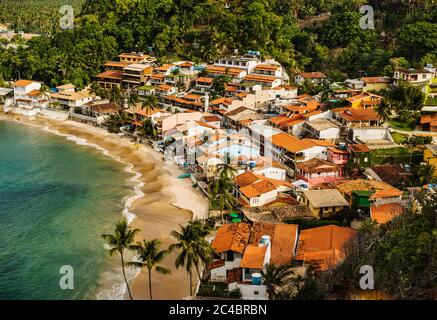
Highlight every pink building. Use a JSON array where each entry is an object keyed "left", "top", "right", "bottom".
[
  {"left": 327, "top": 147, "right": 349, "bottom": 165},
  {"left": 295, "top": 158, "right": 343, "bottom": 186}
]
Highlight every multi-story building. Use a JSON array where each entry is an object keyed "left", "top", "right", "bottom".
[
  {"left": 50, "top": 84, "right": 93, "bottom": 110},
  {"left": 212, "top": 54, "right": 260, "bottom": 74},
  {"left": 394, "top": 68, "right": 433, "bottom": 88},
  {"left": 12, "top": 79, "right": 46, "bottom": 116},
  {"left": 122, "top": 63, "right": 153, "bottom": 88}
]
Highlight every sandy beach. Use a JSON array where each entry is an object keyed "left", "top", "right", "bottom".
[{"left": 0, "top": 112, "right": 209, "bottom": 300}]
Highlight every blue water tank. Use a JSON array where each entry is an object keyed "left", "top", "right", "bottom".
[
  {"left": 338, "top": 142, "right": 346, "bottom": 150},
  {"left": 251, "top": 273, "right": 262, "bottom": 285}
]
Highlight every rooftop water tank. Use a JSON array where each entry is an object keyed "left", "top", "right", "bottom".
[
  {"left": 251, "top": 273, "right": 262, "bottom": 285},
  {"left": 260, "top": 235, "right": 271, "bottom": 247}
]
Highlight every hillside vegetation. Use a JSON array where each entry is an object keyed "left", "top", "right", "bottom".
[
  {"left": 0, "top": 0, "right": 436, "bottom": 88},
  {"left": 0, "top": 0, "right": 84, "bottom": 35}
]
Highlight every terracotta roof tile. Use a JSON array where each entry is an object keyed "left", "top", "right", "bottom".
[
  {"left": 271, "top": 133, "right": 316, "bottom": 153},
  {"left": 297, "top": 158, "right": 340, "bottom": 174},
  {"left": 240, "top": 180, "right": 277, "bottom": 199},
  {"left": 211, "top": 223, "right": 251, "bottom": 254},
  {"left": 299, "top": 72, "right": 326, "bottom": 79},
  {"left": 240, "top": 245, "right": 267, "bottom": 269},
  {"left": 370, "top": 203, "right": 404, "bottom": 224},
  {"left": 235, "top": 171, "right": 259, "bottom": 187},
  {"left": 14, "top": 79, "right": 36, "bottom": 87},
  {"left": 296, "top": 225, "right": 357, "bottom": 271}
]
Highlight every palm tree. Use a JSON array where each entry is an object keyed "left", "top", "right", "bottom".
[
  {"left": 261, "top": 263, "right": 295, "bottom": 300},
  {"left": 39, "top": 84, "right": 51, "bottom": 106},
  {"left": 141, "top": 94, "right": 158, "bottom": 113},
  {"left": 208, "top": 153, "right": 237, "bottom": 220},
  {"left": 104, "top": 110, "right": 132, "bottom": 133},
  {"left": 208, "top": 176, "right": 236, "bottom": 220},
  {"left": 169, "top": 221, "right": 213, "bottom": 296},
  {"left": 216, "top": 152, "right": 238, "bottom": 180},
  {"left": 127, "top": 239, "right": 170, "bottom": 300},
  {"left": 109, "top": 86, "right": 122, "bottom": 104},
  {"left": 141, "top": 117, "right": 158, "bottom": 140},
  {"left": 101, "top": 219, "right": 140, "bottom": 300},
  {"left": 375, "top": 99, "right": 392, "bottom": 124}
]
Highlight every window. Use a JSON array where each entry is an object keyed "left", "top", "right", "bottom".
[
  {"left": 226, "top": 251, "right": 234, "bottom": 262},
  {"left": 254, "top": 291, "right": 259, "bottom": 295}
]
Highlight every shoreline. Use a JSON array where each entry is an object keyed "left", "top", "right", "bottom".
[{"left": 0, "top": 112, "right": 209, "bottom": 300}]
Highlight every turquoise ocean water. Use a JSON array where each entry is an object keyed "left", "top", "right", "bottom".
[{"left": 0, "top": 120, "right": 135, "bottom": 299}]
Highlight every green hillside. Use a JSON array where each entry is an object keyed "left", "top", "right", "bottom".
[{"left": 0, "top": 0, "right": 436, "bottom": 88}]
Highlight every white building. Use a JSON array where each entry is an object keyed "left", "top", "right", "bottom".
[
  {"left": 213, "top": 55, "right": 260, "bottom": 74},
  {"left": 209, "top": 222, "right": 299, "bottom": 300},
  {"left": 303, "top": 118, "right": 340, "bottom": 141},
  {"left": 50, "top": 84, "right": 93, "bottom": 110},
  {"left": 394, "top": 68, "right": 433, "bottom": 90},
  {"left": 12, "top": 79, "right": 46, "bottom": 116}
]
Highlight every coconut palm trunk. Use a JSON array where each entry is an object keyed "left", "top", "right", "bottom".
[
  {"left": 120, "top": 251, "right": 134, "bottom": 300},
  {"left": 148, "top": 269, "right": 153, "bottom": 300},
  {"left": 189, "top": 270, "right": 193, "bottom": 296}
]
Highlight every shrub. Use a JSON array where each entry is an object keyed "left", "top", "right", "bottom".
[{"left": 229, "top": 288, "right": 242, "bottom": 299}]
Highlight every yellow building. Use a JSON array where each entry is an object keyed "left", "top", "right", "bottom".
[
  {"left": 424, "top": 144, "right": 437, "bottom": 177},
  {"left": 346, "top": 92, "right": 382, "bottom": 109},
  {"left": 300, "top": 189, "right": 349, "bottom": 219}
]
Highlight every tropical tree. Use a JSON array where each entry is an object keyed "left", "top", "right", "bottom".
[
  {"left": 261, "top": 263, "right": 295, "bottom": 300},
  {"left": 208, "top": 176, "right": 236, "bottom": 220},
  {"left": 140, "top": 117, "right": 158, "bottom": 140},
  {"left": 127, "top": 239, "right": 170, "bottom": 300},
  {"left": 208, "top": 153, "right": 237, "bottom": 220},
  {"left": 39, "top": 84, "right": 51, "bottom": 106},
  {"left": 216, "top": 152, "right": 238, "bottom": 180},
  {"left": 416, "top": 164, "right": 436, "bottom": 185},
  {"left": 375, "top": 99, "right": 392, "bottom": 124},
  {"left": 211, "top": 74, "right": 231, "bottom": 96},
  {"left": 109, "top": 86, "right": 122, "bottom": 104},
  {"left": 103, "top": 110, "right": 132, "bottom": 133},
  {"left": 101, "top": 219, "right": 140, "bottom": 300},
  {"left": 169, "top": 221, "right": 213, "bottom": 296},
  {"left": 142, "top": 94, "right": 158, "bottom": 113},
  {"left": 386, "top": 81, "right": 426, "bottom": 122}
]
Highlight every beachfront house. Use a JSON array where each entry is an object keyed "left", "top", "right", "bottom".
[
  {"left": 12, "top": 79, "right": 47, "bottom": 116},
  {"left": 0, "top": 87, "right": 13, "bottom": 108},
  {"left": 210, "top": 223, "right": 251, "bottom": 282},
  {"left": 51, "top": 84, "right": 93, "bottom": 110}
]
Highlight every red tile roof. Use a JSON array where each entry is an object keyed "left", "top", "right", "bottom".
[
  {"left": 370, "top": 203, "right": 404, "bottom": 224},
  {"left": 211, "top": 223, "right": 251, "bottom": 254},
  {"left": 299, "top": 72, "right": 326, "bottom": 79},
  {"left": 296, "top": 225, "right": 357, "bottom": 271}
]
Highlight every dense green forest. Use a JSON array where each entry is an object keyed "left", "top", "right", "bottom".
[
  {"left": 0, "top": 0, "right": 436, "bottom": 88},
  {"left": 0, "top": 0, "right": 84, "bottom": 35}
]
